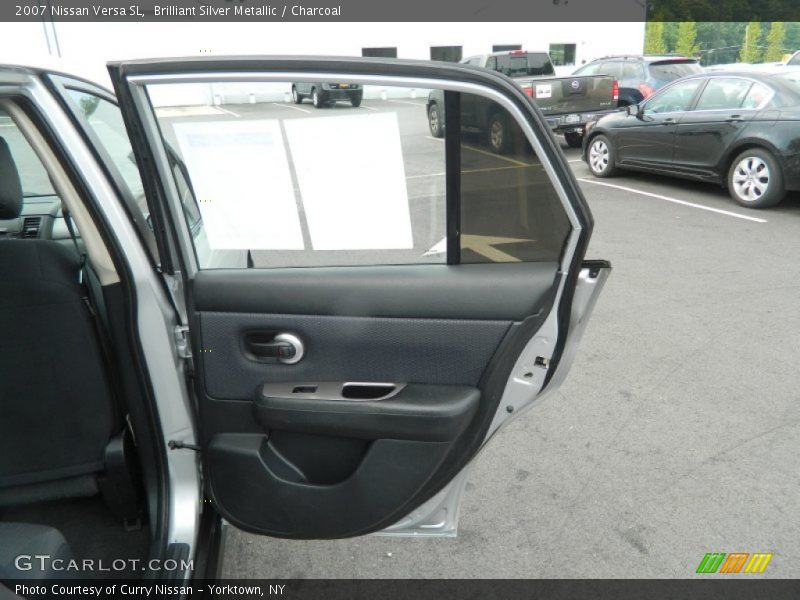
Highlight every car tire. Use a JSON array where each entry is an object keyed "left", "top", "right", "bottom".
[
  {"left": 312, "top": 88, "right": 323, "bottom": 108},
  {"left": 727, "top": 148, "right": 785, "bottom": 208},
  {"left": 487, "top": 112, "right": 512, "bottom": 154},
  {"left": 351, "top": 94, "right": 362, "bottom": 108},
  {"left": 587, "top": 135, "right": 617, "bottom": 177},
  {"left": 428, "top": 103, "right": 444, "bottom": 138},
  {"left": 292, "top": 86, "right": 303, "bottom": 104},
  {"left": 564, "top": 131, "right": 583, "bottom": 149}
]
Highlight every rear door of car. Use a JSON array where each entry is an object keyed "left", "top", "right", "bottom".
[
  {"left": 673, "top": 77, "right": 770, "bottom": 178},
  {"left": 109, "top": 57, "right": 609, "bottom": 539}
]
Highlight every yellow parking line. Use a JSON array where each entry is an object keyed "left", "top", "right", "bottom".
[
  {"left": 406, "top": 164, "right": 535, "bottom": 180},
  {"left": 461, "top": 144, "right": 532, "bottom": 167}
]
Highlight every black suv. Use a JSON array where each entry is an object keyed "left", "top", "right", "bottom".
[{"left": 572, "top": 55, "right": 701, "bottom": 107}]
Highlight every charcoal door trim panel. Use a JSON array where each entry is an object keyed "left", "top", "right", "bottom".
[
  {"left": 198, "top": 312, "right": 513, "bottom": 400},
  {"left": 192, "top": 262, "right": 559, "bottom": 321}
]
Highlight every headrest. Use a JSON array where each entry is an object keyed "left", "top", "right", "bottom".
[{"left": 0, "top": 137, "right": 23, "bottom": 220}]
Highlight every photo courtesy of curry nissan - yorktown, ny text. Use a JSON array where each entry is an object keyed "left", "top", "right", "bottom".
[{"left": 0, "top": 0, "right": 799, "bottom": 598}]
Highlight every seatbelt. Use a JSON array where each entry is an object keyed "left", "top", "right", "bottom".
[
  {"left": 62, "top": 207, "right": 119, "bottom": 415},
  {"left": 62, "top": 207, "right": 142, "bottom": 525},
  {"left": 62, "top": 206, "right": 86, "bottom": 284}
]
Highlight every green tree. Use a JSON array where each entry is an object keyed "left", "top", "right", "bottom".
[
  {"left": 675, "top": 21, "right": 700, "bottom": 57},
  {"left": 739, "top": 20, "right": 762, "bottom": 63},
  {"left": 764, "top": 22, "right": 786, "bottom": 62},
  {"left": 645, "top": 21, "right": 668, "bottom": 54}
]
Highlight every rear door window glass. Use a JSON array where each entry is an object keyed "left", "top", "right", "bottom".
[
  {"left": 741, "top": 83, "right": 771, "bottom": 109},
  {"left": 694, "top": 79, "right": 753, "bottom": 110}
]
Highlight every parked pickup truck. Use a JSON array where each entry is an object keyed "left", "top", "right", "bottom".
[{"left": 427, "top": 50, "right": 618, "bottom": 150}]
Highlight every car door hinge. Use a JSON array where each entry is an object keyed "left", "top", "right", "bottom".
[{"left": 174, "top": 325, "right": 193, "bottom": 363}]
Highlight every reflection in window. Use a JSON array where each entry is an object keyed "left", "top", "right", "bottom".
[{"left": 549, "top": 44, "right": 577, "bottom": 67}]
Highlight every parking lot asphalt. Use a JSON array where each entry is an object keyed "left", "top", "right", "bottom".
[{"left": 212, "top": 100, "right": 800, "bottom": 578}]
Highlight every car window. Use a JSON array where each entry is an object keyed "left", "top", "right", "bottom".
[
  {"left": 65, "top": 90, "right": 145, "bottom": 202},
  {"left": 143, "top": 80, "right": 571, "bottom": 269},
  {"left": 647, "top": 60, "right": 701, "bottom": 82},
  {"left": 741, "top": 82, "right": 771, "bottom": 109},
  {"left": 621, "top": 62, "right": 644, "bottom": 80},
  {"left": 573, "top": 63, "right": 600, "bottom": 76},
  {"left": 643, "top": 79, "right": 703, "bottom": 114},
  {"left": 598, "top": 62, "right": 623, "bottom": 79},
  {"left": 0, "top": 109, "right": 56, "bottom": 199},
  {"left": 494, "top": 53, "right": 555, "bottom": 77},
  {"left": 787, "top": 53, "right": 800, "bottom": 66},
  {"left": 694, "top": 78, "right": 753, "bottom": 111}
]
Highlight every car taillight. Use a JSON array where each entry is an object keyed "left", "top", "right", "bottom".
[
  {"left": 510, "top": 50, "right": 526, "bottom": 54},
  {"left": 638, "top": 83, "right": 655, "bottom": 99},
  {"left": 612, "top": 80, "right": 619, "bottom": 102},
  {"left": 523, "top": 86, "right": 534, "bottom": 98}
]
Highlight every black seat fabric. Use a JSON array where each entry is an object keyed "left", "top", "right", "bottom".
[
  {"left": 0, "top": 136, "right": 115, "bottom": 495},
  {"left": 0, "top": 523, "right": 73, "bottom": 580}
]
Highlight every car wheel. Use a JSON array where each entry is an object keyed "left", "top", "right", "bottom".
[
  {"left": 428, "top": 103, "right": 444, "bottom": 138},
  {"left": 488, "top": 113, "right": 511, "bottom": 154},
  {"left": 292, "top": 86, "right": 303, "bottom": 104},
  {"left": 312, "top": 88, "right": 323, "bottom": 108},
  {"left": 564, "top": 131, "right": 583, "bottom": 149},
  {"left": 728, "top": 149, "right": 785, "bottom": 208},
  {"left": 587, "top": 135, "right": 617, "bottom": 177},
  {"left": 351, "top": 94, "right": 362, "bottom": 107}
]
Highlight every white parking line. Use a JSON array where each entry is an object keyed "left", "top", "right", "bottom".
[
  {"left": 577, "top": 178, "right": 768, "bottom": 223},
  {"left": 567, "top": 159, "right": 583, "bottom": 163},
  {"left": 360, "top": 105, "right": 378, "bottom": 111},
  {"left": 385, "top": 99, "right": 426, "bottom": 106},
  {"left": 215, "top": 106, "right": 241, "bottom": 118},
  {"left": 270, "top": 102, "right": 312, "bottom": 114}
]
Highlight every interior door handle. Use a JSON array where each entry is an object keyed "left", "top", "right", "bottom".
[{"left": 245, "top": 333, "right": 304, "bottom": 364}]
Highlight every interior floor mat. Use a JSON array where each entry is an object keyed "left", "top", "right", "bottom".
[{"left": 0, "top": 496, "right": 149, "bottom": 578}]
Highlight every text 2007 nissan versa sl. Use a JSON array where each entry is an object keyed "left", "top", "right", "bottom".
[{"left": 0, "top": 56, "right": 609, "bottom": 585}]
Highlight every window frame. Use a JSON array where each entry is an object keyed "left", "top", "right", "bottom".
[{"left": 113, "top": 65, "right": 585, "bottom": 278}]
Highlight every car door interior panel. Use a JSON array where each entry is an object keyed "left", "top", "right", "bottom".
[
  {"left": 192, "top": 265, "right": 557, "bottom": 537},
  {"left": 109, "top": 57, "right": 601, "bottom": 540}
]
